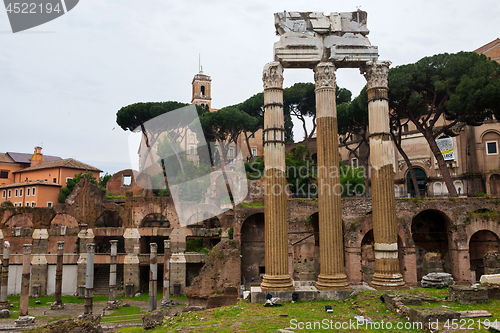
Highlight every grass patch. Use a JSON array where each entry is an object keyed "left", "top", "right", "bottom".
[
  {"left": 101, "top": 306, "right": 144, "bottom": 324},
  {"left": 240, "top": 202, "right": 264, "bottom": 207}
]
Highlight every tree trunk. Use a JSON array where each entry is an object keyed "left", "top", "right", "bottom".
[
  {"left": 243, "top": 132, "right": 253, "bottom": 162},
  {"left": 425, "top": 133, "right": 458, "bottom": 197},
  {"left": 218, "top": 141, "right": 236, "bottom": 212},
  {"left": 391, "top": 133, "right": 421, "bottom": 198}
]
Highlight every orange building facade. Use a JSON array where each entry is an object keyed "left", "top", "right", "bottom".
[{"left": 0, "top": 147, "right": 101, "bottom": 207}]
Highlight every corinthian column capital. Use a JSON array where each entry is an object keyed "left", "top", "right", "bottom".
[
  {"left": 361, "top": 60, "right": 391, "bottom": 89},
  {"left": 263, "top": 61, "right": 284, "bottom": 90},
  {"left": 314, "top": 62, "right": 336, "bottom": 89}
]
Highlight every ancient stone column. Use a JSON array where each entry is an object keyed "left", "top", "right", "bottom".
[
  {"left": 31, "top": 229, "right": 48, "bottom": 297},
  {"left": 108, "top": 240, "right": 118, "bottom": 308},
  {"left": 51, "top": 241, "right": 65, "bottom": 310},
  {"left": 123, "top": 228, "right": 140, "bottom": 297},
  {"left": 77, "top": 228, "right": 94, "bottom": 298},
  {"left": 84, "top": 243, "right": 95, "bottom": 314},
  {"left": 149, "top": 243, "right": 158, "bottom": 312},
  {"left": 161, "top": 239, "right": 171, "bottom": 308},
  {"left": 362, "top": 60, "right": 404, "bottom": 288},
  {"left": 0, "top": 241, "right": 11, "bottom": 309},
  {"left": 20, "top": 244, "right": 31, "bottom": 316},
  {"left": 314, "top": 62, "right": 349, "bottom": 290},
  {"left": 260, "top": 61, "right": 293, "bottom": 291}
]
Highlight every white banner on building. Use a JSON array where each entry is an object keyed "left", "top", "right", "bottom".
[{"left": 436, "top": 137, "right": 455, "bottom": 161}]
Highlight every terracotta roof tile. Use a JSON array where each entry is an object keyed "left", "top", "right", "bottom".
[{"left": 13, "top": 158, "right": 102, "bottom": 173}]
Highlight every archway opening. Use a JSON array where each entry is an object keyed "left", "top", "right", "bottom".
[
  {"left": 411, "top": 209, "right": 450, "bottom": 281},
  {"left": 95, "top": 211, "right": 123, "bottom": 228},
  {"left": 140, "top": 213, "right": 169, "bottom": 228},
  {"left": 240, "top": 213, "right": 265, "bottom": 288},
  {"left": 469, "top": 230, "right": 499, "bottom": 281},
  {"left": 406, "top": 167, "right": 428, "bottom": 197}
]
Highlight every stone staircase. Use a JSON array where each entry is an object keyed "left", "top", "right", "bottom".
[{"left": 93, "top": 264, "right": 124, "bottom": 296}]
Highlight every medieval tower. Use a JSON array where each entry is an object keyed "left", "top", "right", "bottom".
[{"left": 191, "top": 68, "right": 212, "bottom": 109}]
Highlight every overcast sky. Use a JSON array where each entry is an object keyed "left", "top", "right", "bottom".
[{"left": 1, "top": 0, "right": 499, "bottom": 175}]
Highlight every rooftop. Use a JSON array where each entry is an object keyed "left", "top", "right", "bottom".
[
  {"left": 0, "top": 180, "right": 62, "bottom": 189},
  {"left": 13, "top": 158, "right": 102, "bottom": 173}
]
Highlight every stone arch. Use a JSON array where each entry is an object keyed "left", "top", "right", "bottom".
[
  {"left": 240, "top": 213, "right": 265, "bottom": 286},
  {"left": 405, "top": 166, "right": 428, "bottom": 197},
  {"left": 433, "top": 182, "right": 443, "bottom": 197},
  {"left": 480, "top": 129, "right": 500, "bottom": 142},
  {"left": 50, "top": 214, "right": 78, "bottom": 228},
  {"left": 5, "top": 213, "right": 33, "bottom": 228},
  {"left": 95, "top": 210, "right": 123, "bottom": 228},
  {"left": 469, "top": 230, "right": 500, "bottom": 281},
  {"left": 140, "top": 213, "right": 169, "bottom": 228},
  {"left": 411, "top": 209, "right": 452, "bottom": 281},
  {"left": 454, "top": 180, "right": 464, "bottom": 196}
]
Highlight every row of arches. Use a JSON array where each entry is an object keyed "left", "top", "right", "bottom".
[
  {"left": 3, "top": 211, "right": 172, "bottom": 229},
  {"left": 239, "top": 208, "right": 500, "bottom": 285}
]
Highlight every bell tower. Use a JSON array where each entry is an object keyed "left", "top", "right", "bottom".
[{"left": 191, "top": 67, "right": 212, "bottom": 109}]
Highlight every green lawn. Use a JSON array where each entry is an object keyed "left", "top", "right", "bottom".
[{"left": 116, "top": 288, "right": 500, "bottom": 332}]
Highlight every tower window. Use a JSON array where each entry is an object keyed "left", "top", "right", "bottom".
[
  {"left": 201, "top": 85, "right": 205, "bottom": 96},
  {"left": 403, "top": 124, "right": 409, "bottom": 133}
]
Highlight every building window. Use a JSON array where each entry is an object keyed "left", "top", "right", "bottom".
[
  {"left": 487, "top": 141, "right": 498, "bottom": 155},
  {"left": 228, "top": 148, "right": 234, "bottom": 157},
  {"left": 14, "top": 189, "right": 18, "bottom": 197},
  {"left": 66, "top": 177, "right": 73, "bottom": 184},
  {"left": 251, "top": 149, "right": 257, "bottom": 156},
  {"left": 53, "top": 178, "right": 57, "bottom": 183},
  {"left": 47, "top": 202, "right": 53, "bottom": 207},
  {"left": 352, "top": 158, "right": 358, "bottom": 168},
  {"left": 7, "top": 190, "right": 11, "bottom": 198},
  {"left": 0, "top": 171, "right": 8, "bottom": 179},
  {"left": 25, "top": 202, "right": 29, "bottom": 206},
  {"left": 26, "top": 188, "right": 30, "bottom": 196},
  {"left": 122, "top": 176, "right": 132, "bottom": 187},
  {"left": 31, "top": 202, "right": 35, "bottom": 207},
  {"left": 403, "top": 124, "right": 409, "bottom": 133},
  {"left": 189, "top": 129, "right": 195, "bottom": 135},
  {"left": 201, "top": 85, "right": 205, "bottom": 96},
  {"left": 249, "top": 133, "right": 255, "bottom": 139},
  {"left": 19, "top": 189, "right": 22, "bottom": 197},
  {"left": 189, "top": 145, "right": 195, "bottom": 155},
  {"left": 1, "top": 190, "right": 5, "bottom": 199},
  {"left": 13, "top": 203, "right": 17, "bottom": 207},
  {"left": 31, "top": 187, "right": 35, "bottom": 196}
]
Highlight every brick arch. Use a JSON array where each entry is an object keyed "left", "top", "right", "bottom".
[
  {"left": 351, "top": 215, "right": 408, "bottom": 248},
  {"left": 132, "top": 203, "right": 163, "bottom": 227},
  {"left": 50, "top": 214, "right": 78, "bottom": 228},
  {"left": 5, "top": 213, "right": 33, "bottom": 228},
  {"left": 95, "top": 210, "right": 123, "bottom": 228}
]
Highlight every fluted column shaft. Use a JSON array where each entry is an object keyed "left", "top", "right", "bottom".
[
  {"left": 149, "top": 243, "right": 158, "bottom": 311},
  {"left": 260, "top": 61, "right": 293, "bottom": 291},
  {"left": 84, "top": 243, "right": 95, "bottom": 314},
  {"left": 109, "top": 240, "right": 118, "bottom": 304},
  {"left": 362, "top": 61, "right": 404, "bottom": 288},
  {"left": 163, "top": 240, "right": 171, "bottom": 302},
  {"left": 0, "top": 242, "right": 10, "bottom": 306},
  {"left": 20, "top": 244, "right": 31, "bottom": 317},
  {"left": 55, "top": 242, "right": 64, "bottom": 305},
  {"left": 314, "top": 62, "right": 349, "bottom": 290}
]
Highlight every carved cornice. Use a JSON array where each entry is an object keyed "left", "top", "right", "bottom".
[
  {"left": 361, "top": 60, "right": 391, "bottom": 89},
  {"left": 398, "top": 158, "right": 431, "bottom": 171},
  {"left": 314, "top": 62, "right": 336, "bottom": 89},
  {"left": 263, "top": 61, "right": 284, "bottom": 90}
]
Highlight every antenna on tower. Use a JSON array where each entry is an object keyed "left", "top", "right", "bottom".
[{"left": 199, "top": 54, "right": 201, "bottom": 73}]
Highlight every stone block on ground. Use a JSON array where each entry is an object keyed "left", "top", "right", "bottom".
[
  {"left": 143, "top": 309, "right": 170, "bottom": 330},
  {"left": 421, "top": 272, "right": 454, "bottom": 288},
  {"left": 264, "top": 297, "right": 282, "bottom": 307},
  {"left": 409, "top": 307, "right": 460, "bottom": 324},
  {"left": 0, "top": 309, "right": 9, "bottom": 318},
  {"left": 449, "top": 285, "right": 488, "bottom": 305},
  {"left": 480, "top": 274, "right": 500, "bottom": 286}
]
